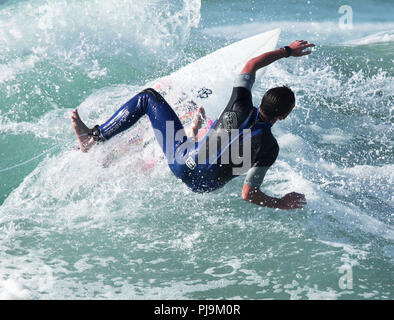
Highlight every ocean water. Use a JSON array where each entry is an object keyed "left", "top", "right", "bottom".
[{"left": 0, "top": 0, "right": 393, "bottom": 300}]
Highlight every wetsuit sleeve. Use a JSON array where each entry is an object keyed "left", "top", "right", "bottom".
[
  {"left": 234, "top": 73, "right": 256, "bottom": 92},
  {"left": 254, "top": 140, "right": 279, "bottom": 167},
  {"left": 243, "top": 166, "right": 269, "bottom": 188}
]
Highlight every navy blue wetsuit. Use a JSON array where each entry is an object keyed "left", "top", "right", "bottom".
[{"left": 97, "top": 75, "right": 278, "bottom": 193}]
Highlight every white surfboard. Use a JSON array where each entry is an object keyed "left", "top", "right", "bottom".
[
  {"left": 148, "top": 28, "right": 281, "bottom": 119},
  {"left": 103, "top": 28, "right": 281, "bottom": 169}
]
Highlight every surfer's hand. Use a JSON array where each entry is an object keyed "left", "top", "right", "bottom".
[
  {"left": 288, "top": 40, "right": 315, "bottom": 57},
  {"left": 279, "top": 192, "right": 306, "bottom": 209}
]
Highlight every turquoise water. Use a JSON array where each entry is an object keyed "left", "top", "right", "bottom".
[{"left": 0, "top": 0, "right": 393, "bottom": 299}]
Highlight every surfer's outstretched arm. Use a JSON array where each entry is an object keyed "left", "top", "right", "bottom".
[
  {"left": 241, "top": 40, "right": 315, "bottom": 76},
  {"left": 241, "top": 167, "right": 306, "bottom": 210},
  {"left": 242, "top": 184, "right": 306, "bottom": 210}
]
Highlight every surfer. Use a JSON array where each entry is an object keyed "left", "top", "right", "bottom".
[{"left": 71, "top": 40, "right": 314, "bottom": 209}]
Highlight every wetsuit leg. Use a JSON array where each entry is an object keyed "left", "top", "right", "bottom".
[{"left": 98, "top": 89, "right": 187, "bottom": 167}]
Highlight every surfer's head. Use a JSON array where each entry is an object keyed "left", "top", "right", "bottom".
[{"left": 259, "top": 86, "right": 295, "bottom": 121}]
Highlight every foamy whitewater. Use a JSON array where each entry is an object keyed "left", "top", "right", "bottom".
[{"left": 0, "top": 0, "right": 393, "bottom": 299}]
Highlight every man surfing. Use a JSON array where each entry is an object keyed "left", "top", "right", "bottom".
[{"left": 72, "top": 40, "right": 314, "bottom": 210}]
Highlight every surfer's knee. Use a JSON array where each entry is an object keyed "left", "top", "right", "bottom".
[{"left": 140, "top": 88, "right": 165, "bottom": 104}]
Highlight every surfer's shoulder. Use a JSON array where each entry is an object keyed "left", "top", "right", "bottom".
[{"left": 234, "top": 73, "right": 255, "bottom": 92}]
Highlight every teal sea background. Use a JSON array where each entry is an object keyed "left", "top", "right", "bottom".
[{"left": 0, "top": 0, "right": 393, "bottom": 299}]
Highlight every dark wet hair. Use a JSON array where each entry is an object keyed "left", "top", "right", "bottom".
[{"left": 259, "top": 86, "right": 295, "bottom": 118}]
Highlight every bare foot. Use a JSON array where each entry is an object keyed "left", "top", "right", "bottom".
[
  {"left": 71, "top": 109, "right": 95, "bottom": 152},
  {"left": 191, "top": 106, "right": 206, "bottom": 136}
]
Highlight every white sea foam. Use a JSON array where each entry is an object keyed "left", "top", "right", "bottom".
[
  {"left": 320, "top": 130, "right": 351, "bottom": 145},
  {"left": 344, "top": 30, "right": 394, "bottom": 45},
  {"left": 0, "top": 278, "right": 33, "bottom": 300},
  {"left": 0, "top": 55, "right": 40, "bottom": 84},
  {"left": 0, "top": 0, "right": 201, "bottom": 75}
]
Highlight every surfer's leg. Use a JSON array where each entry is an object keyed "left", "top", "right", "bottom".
[
  {"left": 98, "top": 88, "right": 187, "bottom": 162},
  {"left": 71, "top": 94, "right": 146, "bottom": 152},
  {"left": 138, "top": 89, "right": 187, "bottom": 159},
  {"left": 97, "top": 93, "right": 148, "bottom": 140},
  {"left": 188, "top": 106, "right": 206, "bottom": 137}
]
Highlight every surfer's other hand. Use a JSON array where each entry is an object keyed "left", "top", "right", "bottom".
[
  {"left": 279, "top": 192, "right": 307, "bottom": 210},
  {"left": 288, "top": 40, "right": 315, "bottom": 57}
]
